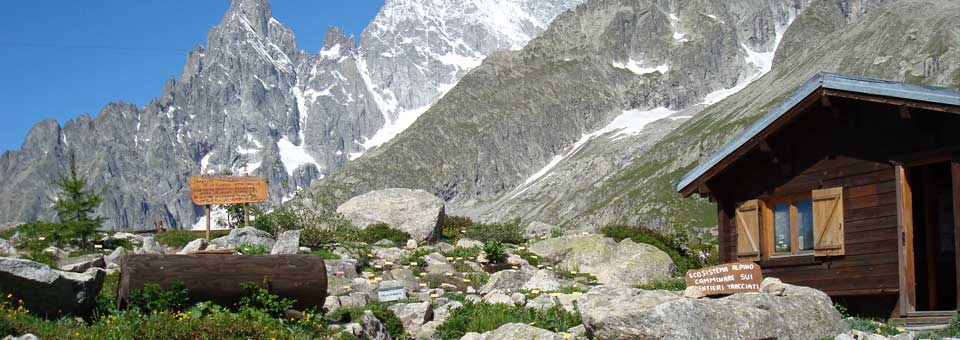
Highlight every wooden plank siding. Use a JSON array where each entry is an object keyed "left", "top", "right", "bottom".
[{"left": 717, "top": 156, "right": 899, "bottom": 296}]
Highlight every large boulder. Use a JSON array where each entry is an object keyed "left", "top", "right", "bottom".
[
  {"left": 577, "top": 283, "right": 848, "bottom": 340},
  {"left": 176, "top": 238, "right": 207, "bottom": 255},
  {"left": 135, "top": 237, "right": 164, "bottom": 255},
  {"left": 361, "top": 310, "right": 392, "bottom": 340},
  {"left": 529, "top": 234, "right": 673, "bottom": 287},
  {"left": 0, "top": 257, "right": 106, "bottom": 319},
  {"left": 336, "top": 188, "right": 445, "bottom": 242},
  {"left": 210, "top": 226, "right": 276, "bottom": 250},
  {"left": 462, "top": 323, "right": 562, "bottom": 340},
  {"left": 479, "top": 269, "right": 564, "bottom": 294},
  {"left": 271, "top": 230, "right": 301, "bottom": 255}
]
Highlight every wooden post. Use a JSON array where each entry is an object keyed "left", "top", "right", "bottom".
[
  {"left": 895, "top": 165, "right": 916, "bottom": 316},
  {"left": 205, "top": 205, "right": 211, "bottom": 241},
  {"left": 952, "top": 158, "right": 960, "bottom": 310},
  {"left": 244, "top": 203, "right": 250, "bottom": 227}
]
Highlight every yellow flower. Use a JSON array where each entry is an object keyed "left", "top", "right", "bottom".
[{"left": 5, "top": 294, "right": 10, "bottom": 299}]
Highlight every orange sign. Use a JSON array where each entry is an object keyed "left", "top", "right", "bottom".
[
  {"left": 685, "top": 262, "right": 763, "bottom": 296},
  {"left": 189, "top": 176, "right": 268, "bottom": 205}
]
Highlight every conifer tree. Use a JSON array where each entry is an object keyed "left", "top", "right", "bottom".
[{"left": 53, "top": 151, "right": 104, "bottom": 248}]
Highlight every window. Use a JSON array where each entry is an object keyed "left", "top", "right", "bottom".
[{"left": 766, "top": 195, "right": 815, "bottom": 256}]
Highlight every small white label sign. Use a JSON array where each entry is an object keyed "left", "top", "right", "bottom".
[{"left": 378, "top": 287, "right": 406, "bottom": 302}]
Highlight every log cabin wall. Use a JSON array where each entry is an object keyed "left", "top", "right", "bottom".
[{"left": 717, "top": 156, "right": 898, "bottom": 295}]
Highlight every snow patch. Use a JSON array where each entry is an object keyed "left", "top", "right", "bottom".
[
  {"left": 438, "top": 53, "right": 483, "bottom": 69},
  {"left": 320, "top": 44, "right": 341, "bottom": 59},
  {"left": 200, "top": 153, "right": 214, "bottom": 174},
  {"left": 612, "top": 59, "right": 669, "bottom": 75},
  {"left": 358, "top": 105, "right": 431, "bottom": 151},
  {"left": 191, "top": 206, "right": 232, "bottom": 231},
  {"left": 277, "top": 137, "right": 320, "bottom": 176}
]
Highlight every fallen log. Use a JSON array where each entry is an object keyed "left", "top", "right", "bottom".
[{"left": 118, "top": 254, "right": 327, "bottom": 310}]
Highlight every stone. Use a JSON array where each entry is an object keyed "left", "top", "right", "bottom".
[
  {"left": 468, "top": 323, "right": 563, "bottom": 340},
  {"left": 577, "top": 284, "right": 847, "bottom": 340},
  {"left": 836, "top": 330, "right": 890, "bottom": 340},
  {"left": 375, "top": 247, "right": 408, "bottom": 263},
  {"left": 384, "top": 268, "right": 419, "bottom": 292},
  {"left": 323, "top": 295, "right": 341, "bottom": 315},
  {"left": 511, "top": 292, "right": 527, "bottom": 305},
  {"left": 336, "top": 188, "right": 445, "bottom": 242},
  {"left": 465, "top": 294, "right": 482, "bottom": 303},
  {"left": 525, "top": 221, "right": 556, "bottom": 240},
  {"left": 135, "top": 237, "right": 164, "bottom": 255},
  {"left": 406, "top": 239, "right": 418, "bottom": 250},
  {"left": 388, "top": 302, "right": 433, "bottom": 335},
  {"left": 111, "top": 232, "right": 143, "bottom": 243},
  {"left": 507, "top": 254, "right": 528, "bottom": 266},
  {"left": 270, "top": 229, "right": 301, "bottom": 255},
  {"left": 435, "top": 242, "right": 454, "bottom": 253},
  {"left": 344, "top": 323, "right": 363, "bottom": 336},
  {"left": 529, "top": 234, "right": 674, "bottom": 287},
  {"left": 43, "top": 246, "right": 68, "bottom": 259},
  {"left": 298, "top": 246, "right": 312, "bottom": 253},
  {"left": 176, "top": 238, "right": 207, "bottom": 255},
  {"left": 104, "top": 247, "right": 126, "bottom": 270},
  {"left": 58, "top": 254, "right": 106, "bottom": 273},
  {"left": 327, "top": 259, "right": 359, "bottom": 279},
  {"left": 889, "top": 333, "right": 917, "bottom": 340},
  {"left": 480, "top": 270, "right": 533, "bottom": 294},
  {"left": 522, "top": 270, "right": 563, "bottom": 291},
  {"left": 0, "top": 238, "right": 16, "bottom": 256},
  {"left": 483, "top": 292, "right": 516, "bottom": 305},
  {"left": 210, "top": 226, "right": 275, "bottom": 250},
  {"left": 374, "top": 239, "right": 395, "bottom": 247},
  {"left": 339, "top": 292, "right": 369, "bottom": 308},
  {"left": 2, "top": 334, "right": 39, "bottom": 340},
  {"left": 361, "top": 310, "right": 391, "bottom": 340},
  {"left": 418, "top": 320, "right": 443, "bottom": 340},
  {"left": 433, "top": 300, "right": 463, "bottom": 323},
  {"left": 456, "top": 238, "right": 483, "bottom": 249},
  {"left": 683, "top": 286, "right": 705, "bottom": 299},
  {"left": 424, "top": 252, "right": 455, "bottom": 274},
  {"left": 526, "top": 294, "right": 558, "bottom": 310},
  {"left": 760, "top": 277, "right": 788, "bottom": 296},
  {"left": 0, "top": 257, "right": 106, "bottom": 318}
]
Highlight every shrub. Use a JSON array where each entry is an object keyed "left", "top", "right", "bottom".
[
  {"left": 301, "top": 248, "right": 341, "bottom": 260},
  {"left": 237, "top": 279, "right": 295, "bottom": 318},
  {"left": 436, "top": 301, "right": 581, "bottom": 340},
  {"left": 21, "top": 251, "right": 57, "bottom": 268},
  {"left": 95, "top": 272, "right": 120, "bottom": 318},
  {"left": 637, "top": 278, "right": 687, "bottom": 291},
  {"left": 483, "top": 242, "right": 507, "bottom": 264},
  {"left": 442, "top": 215, "right": 474, "bottom": 242},
  {"left": 359, "top": 223, "right": 411, "bottom": 245},
  {"left": 127, "top": 281, "right": 190, "bottom": 314},
  {"left": 464, "top": 219, "right": 525, "bottom": 244},
  {"left": 325, "top": 303, "right": 405, "bottom": 339},
  {"left": 300, "top": 224, "right": 362, "bottom": 248},
  {"left": 7, "top": 221, "right": 67, "bottom": 251},
  {"left": 236, "top": 243, "right": 269, "bottom": 255}
]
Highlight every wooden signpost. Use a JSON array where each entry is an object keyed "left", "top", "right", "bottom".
[
  {"left": 189, "top": 176, "right": 268, "bottom": 240},
  {"left": 685, "top": 262, "right": 763, "bottom": 296}
]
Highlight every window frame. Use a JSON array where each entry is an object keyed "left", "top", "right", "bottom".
[{"left": 763, "top": 193, "right": 816, "bottom": 258}]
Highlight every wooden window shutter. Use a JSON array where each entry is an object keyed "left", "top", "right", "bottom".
[
  {"left": 813, "top": 187, "right": 845, "bottom": 256},
  {"left": 735, "top": 200, "right": 761, "bottom": 261}
]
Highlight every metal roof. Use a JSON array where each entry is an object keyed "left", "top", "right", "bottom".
[{"left": 676, "top": 72, "right": 960, "bottom": 194}]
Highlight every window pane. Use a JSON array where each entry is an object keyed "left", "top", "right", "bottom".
[
  {"left": 796, "top": 199, "right": 814, "bottom": 251},
  {"left": 774, "top": 202, "right": 791, "bottom": 253}
]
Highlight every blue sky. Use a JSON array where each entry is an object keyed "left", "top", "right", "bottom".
[{"left": 0, "top": 0, "right": 383, "bottom": 153}]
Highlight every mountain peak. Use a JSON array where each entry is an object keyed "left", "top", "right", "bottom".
[
  {"left": 323, "top": 26, "right": 355, "bottom": 51},
  {"left": 226, "top": 0, "right": 272, "bottom": 36}
]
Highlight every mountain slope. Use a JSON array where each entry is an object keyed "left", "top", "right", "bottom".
[
  {"left": 0, "top": 0, "right": 582, "bottom": 230},
  {"left": 305, "top": 0, "right": 958, "bottom": 233},
  {"left": 304, "top": 0, "right": 809, "bottom": 214}
]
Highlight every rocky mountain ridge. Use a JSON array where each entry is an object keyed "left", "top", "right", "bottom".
[{"left": 0, "top": 0, "right": 583, "bottom": 230}]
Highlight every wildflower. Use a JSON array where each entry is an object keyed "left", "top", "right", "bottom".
[{"left": 5, "top": 294, "right": 10, "bottom": 299}]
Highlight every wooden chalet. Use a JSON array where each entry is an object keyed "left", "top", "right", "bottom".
[{"left": 676, "top": 73, "right": 960, "bottom": 322}]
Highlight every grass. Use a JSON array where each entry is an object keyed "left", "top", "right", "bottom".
[
  {"left": 21, "top": 251, "right": 58, "bottom": 268},
  {"left": 435, "top": 301, "right": 581, "bottom": 340},
  {"left": 155, "top": 230, "right": 227, "bottom": 248},
  {"left": 300, "top": 248, "right": 342, "bottom": 260},
  {"left": 463, "top": 219, "right": 525, "bottom": 245},
  {"left": 358, "top": 223, "right": 411, "bottom": 245},
  {"left": 637, "top": 278, "right": 687, "bottom": 291}
]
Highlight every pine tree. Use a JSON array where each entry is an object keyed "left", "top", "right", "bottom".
[{"left": 53, "top": 151, "right": 104, "bottom": 248}]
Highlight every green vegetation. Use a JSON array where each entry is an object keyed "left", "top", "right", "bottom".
[
  {"left": 600, "top": 225, "right": 718, "bottom": 274},
  {"left": 441, "top": 215, "right": 474, "bottom": 242},
  {"left": 127, "top": 282, "right": 190, "bottom": 314},
  {"left": 435, "top": 301, "right": 581, "bottom": 340},
  {"left": 236, "top": 244, "right": 270, "bottom": 255},
  {"left": 300, "top": 248, "right": 341, "bottom": 260},
  {"left": 325, "top": 302, "right": 407, "bottom": 339},
  {"left": 20, "top": 251, "right": 58, "bottom": 268},
  {"left": 463, "top": 219, "right": 525, "bottom": 244},
  {"left": 637, "top": 278, "right": 687, "bottom": 291},
  {"left": 237, "top": 279, "right": 294, "bottom": 318},
  {"left": 53, "top": 152, "right": 105, "bottom": 248},
  {"left": 483, "top": 242, "right": 507, "bottom": 264},
  {"left": 155, "top": 230, "right": 227, "bottom": 248},
  {"left": 358, "top": 223, "right": 411, "bottom": 245}
]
